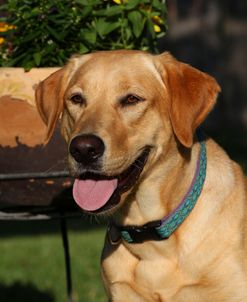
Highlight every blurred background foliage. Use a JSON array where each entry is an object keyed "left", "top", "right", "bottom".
[
  {"left": 0, "top": 0, "right": 167, "bottom": 69},
  {"left": 159, "top": 0, "right": 246, "bottom": 132},
  {"left": 159, "top": 0, "right": 246, "bottom": 171}
]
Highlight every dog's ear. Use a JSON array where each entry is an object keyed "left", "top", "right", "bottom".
[
  {"left": 155, "top": 52, "right": 221, "bottom": 148},
  {"left": 35, "top": 68, "right": 67, "bottom": 144}
]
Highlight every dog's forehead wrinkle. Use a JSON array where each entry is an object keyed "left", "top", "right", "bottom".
[
  {"left": 66, "top": 85, "right": 84, "bottom": 97},
  {"left": 66, "top": 53, "right": 92, "bottom": 84},
  {"left": 72, "top": 52, "right": 160, "bottom": 83},
  {"left": 67, "top": 52, "right": 168, "bottom": 98},
  {"left": 141, "top": 56, "right": 166, "bottom": 88}
]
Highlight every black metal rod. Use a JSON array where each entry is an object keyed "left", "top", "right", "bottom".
[
  {"left": 60, "top": 215, "right": 73, "bottom": 302},
  {"left": 0, "top": 171, "right": 70, "bottom": 180}
]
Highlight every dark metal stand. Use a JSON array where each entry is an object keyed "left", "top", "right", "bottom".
[
  {"left": 0, "top": 171, "right": 78, "bottom": 302},
  {"left": 60, "top": 215, "right": 73, "bottom": 302}
]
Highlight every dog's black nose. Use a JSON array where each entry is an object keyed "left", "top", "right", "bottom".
[{"left": 69, "top": 134, "right": 105, "bottom": 164}]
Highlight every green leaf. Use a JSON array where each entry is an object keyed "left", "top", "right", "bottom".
[
  {"left": 21, "top": 54, "right": 35, "bottom": 71},
  {"left": 49, "top": 15, "right": 68, "bottom": 25},
  {"left": 33, "top": 52, "right": 42, "bottom": 66},
  {"left": 24, "top": 61, "right": 35, "bottom": 72},
  {"left": 105, "top": 5, "right": 123, "bottom": 16},
  {"left": 82, "top": 29, "right": 97, "bottom": 44},
  {"left": 80, "top": 6, "right": 92, "bottom": 18},
  {"left": 75, "top": 0, "right": 89, "bottom": 5},
  {"left": 93, "top": 9, "right": 107, "bottom": 17},
  {"left": 20, "top": 31, "right": 40, "bottom": 43},
  {"left": 78, "top": 0, "right": 101, "bottom": 5},
  {"left": 30, "top": 7, "right": 40, "bottom": 16},
  {"left": 157, "top": 31, "right": 166, "bottom": 38},
  {"left": 79, "top": 43, "right": 89, "bottom": 54},
  {"left": 4, "top": 53, "right": 27, "bottom": 67},
  {"left": 95, "top": 19, "right": 120, "bottom": 38},
  {"left": 124, "top": 27, "right": 132, "bottom": 42},
  {"left": 88, "top": 0, "right": 102, "bottom": 5},
  {"left": 153, "top": 0, "right": 164, "bottom": 10},
  {"left": 94, "top": 6, "right": 123, "bottom": 17},
  {"left": 146, "top": 19, "right": 156, "bottom": 39},
  {"left": 128, "top": 11, "right": 145, "bottom": 38},
  {"left": 124, "top": 0, "right": 141, "bottom": 10},
  {"left": 46, "top": 25, "right": 64, "bottom": 41},
  {"left": 43, "top": 43, "right": 56, "bottom": 54}
]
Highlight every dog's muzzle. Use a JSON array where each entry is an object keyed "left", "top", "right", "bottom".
[{"left": 69, "top": 136, "right": 151, "bottom": 214}]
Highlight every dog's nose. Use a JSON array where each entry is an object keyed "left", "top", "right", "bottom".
[{"left": 69, "top": 134, "right": 105, "bottom": 164}]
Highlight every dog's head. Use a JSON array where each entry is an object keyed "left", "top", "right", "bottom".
[{"left": 36, "top": 50, "right": 220, "bottom": 214}]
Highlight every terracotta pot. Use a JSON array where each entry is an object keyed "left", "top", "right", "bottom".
[
  {"left": 0, "top": 67, "right": 75, "bottom": 210},
  {"left": 0, "top": 67, "right": 59, "bottom": 147}
]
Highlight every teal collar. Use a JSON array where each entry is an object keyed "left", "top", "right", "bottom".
[{"left": 108, "top": 134, "right": 207, "bottom": 244}]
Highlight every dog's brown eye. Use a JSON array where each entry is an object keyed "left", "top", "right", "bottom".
[
  {"left": 121, "top": 94, "right": 144, "bottom": 106},
  {"left": 127, "top": 95, "right": 139, "bottom": 103},
  {"left": 70, "top": 94, "right": 85, "bottom": 105}
]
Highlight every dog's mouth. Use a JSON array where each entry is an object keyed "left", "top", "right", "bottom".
[{"left": 72, "top": 147, "right": 151, "bottom": 214}]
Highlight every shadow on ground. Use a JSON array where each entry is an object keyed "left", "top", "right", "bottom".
[
  {"left": 0, "top": 216, "right": 106, "bottom": 238},
  {"left": 0, "top": 281, "right": 54, "bottom": 302}
]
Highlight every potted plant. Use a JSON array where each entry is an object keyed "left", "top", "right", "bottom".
[{"left": 0, "top": 0, "right": 167, "bottom": 148}]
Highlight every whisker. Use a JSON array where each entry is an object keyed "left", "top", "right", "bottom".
[{"left": 42, "top": 157, "right": 68, "bottom": 174}]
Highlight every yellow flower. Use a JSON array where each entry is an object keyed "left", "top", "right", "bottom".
[
  {"left": 8, "top": 25, "right": 17, "bottom": 30},
  {"left": 153, "top": 24, "right": 161, "bottom": 33},
  {"left": 152, "top": 15, "right": 163, "bottom": 33},
  {"left": 0, "top": 25, "right": 8, "bottom": 32},
  {"left": 0, "top": 37, "right": 5, "bottom": 45},
  {"left": 0, "top": 22, "right": 17, "bottom": 32},
  {"left": 113, "top": 0, "right": 122, "bottom": 4},
  {"left": 152, "top": 16, "right": 163, "bottom": 25}
]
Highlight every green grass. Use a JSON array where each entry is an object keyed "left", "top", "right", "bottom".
[{"left": 0, "top": 219, "right": 108, "bottom": 302}]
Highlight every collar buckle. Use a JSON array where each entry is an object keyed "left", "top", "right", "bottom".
[
  {"left": 107, "top": 224, "right": 122, "bottom": 246},
  {"left": 120, "top": 220, "right": 165, "bottom": 244}
]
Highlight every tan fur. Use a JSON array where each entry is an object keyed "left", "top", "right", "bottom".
[{"left": 36, "top": 50, "right": 247, "bottom": 301}]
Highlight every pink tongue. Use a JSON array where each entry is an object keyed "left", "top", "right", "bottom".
[{"left": 73, "top": 178, "right": 118, "bottom": 211}]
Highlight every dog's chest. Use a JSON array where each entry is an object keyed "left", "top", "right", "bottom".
[
  {"left": 102, "top": 241, "right": 247, "bottom": 302},
  {"left": 102, "top": 242, "right": 190, "bottom": 301},
  {"left": 133, "top": 257, "right": 185, "bottom": 298}
]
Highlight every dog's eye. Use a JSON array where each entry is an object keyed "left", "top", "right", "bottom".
[
  {"left": 70, "top": 94, "right": 85, "bottom": 105},
  {"left": 121, "top": 94, "right": 144, "bottom": 106}
]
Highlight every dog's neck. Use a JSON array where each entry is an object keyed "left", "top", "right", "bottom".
[{"left": 113, "top": 135, "right": 203, "bottom": 231}]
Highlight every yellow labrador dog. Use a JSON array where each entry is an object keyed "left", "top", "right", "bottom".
[{"left": 36, "top": 50, "right": 247, "bottom": 301}]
